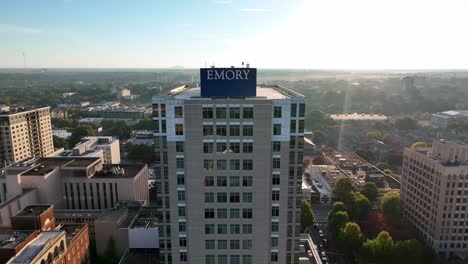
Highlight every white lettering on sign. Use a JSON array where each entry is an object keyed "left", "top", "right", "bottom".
[{"left": 206, "top": 69, "right": 250, "bottom": 80}]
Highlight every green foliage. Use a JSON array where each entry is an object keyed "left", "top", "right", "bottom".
[
  {"left": 338, "top": 222, "right": 363, "bottom": 254},
  {"left": 436, "top": 132, "right": 444, "bottom": 140},
  {"left": 312, "top": 130, "right": 327, "bottom": 147},
  {"left": 69, "top": 125, "right": 95, "bottom": 146},
  {"left": 360, "top": 182, "right": 378, "bottom": 201},
  {"left": 312, "top": 155, "right": 325, "bottom": 165},
  {"left": 383, "top": 168, "right": 393, "bottom": 175},
  {"left": 127, "top": 144, "right": 154, "bottom": 164},
  {"left": 355, "top": 148, "right": 374, "bottom": 162},
  {"left": 333, "top": 177, "right": 356, "bottom": 205},
  {"left": 300, "top": 199, "right": 315, "bottom": 232},
  {"left": 305, "top": 110, "right": 325, "bottom": 130},
  {"left": 330, "top": 202, "right": 347, "bottom": 214},
  {"left": 381, "top": 192, "right": 401, "bottom": 224},
  {"left": 52, "top": 118, "right": 78, "bottom": 129},
  {"left": 382, "top": 134, "right": 392, "bottom": 144},
  {"left": 132, "top": 118, "right": 155, "bottom": 130},
  {"left": 361, "top": 231, "right": 395, "bottom": 264},
  {"left": 366, "top": 131, "right": 381, "bottom": 140},
  {"left": 351, "top": 193, "right": 371, "bottom": 220},
  {"left": 53, "top": 136, "right": 68, "bottom": 149},
  {"left": 411, "top": 141, "right": 427, "bottom": 149},
  {"left": 101, "top": 120, "right": 131, "bottom": 139},
  {"left": 328, "top": 211, "right": 349, "bottom": 233},
  {"left": 395, "top": 117, "right": 417, "bottom": 130}
]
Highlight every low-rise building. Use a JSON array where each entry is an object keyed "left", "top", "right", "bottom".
[
  {"left": 431, "top": 110, "right": 468, "bottom": 129},
  {"left": 55, "top": 136, "right": 120, "bottom": 164}
]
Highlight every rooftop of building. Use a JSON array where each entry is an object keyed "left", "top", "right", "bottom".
[
  {"left": 0, "top": 230, "right": 36, "bottom": 249},
  {"left": 93, "top": 164, "right": 146, "bottom": 178},
  {"left": 434, "top": 110, "right": 468, "bottom": 117},
  {"left": 0, "top": 106, "right": 50, "bottom": 117},
  {"left": 14, "top": 205, "right": 51, "bottom": 217},
  {"left": 8, "top": 231, "right": 63, "bottom": 264},
  {"left": 158, "top": 84, "right": 304, "bottom": 100},
  {"left": 128, "top": 207, "right": 158, "bottom": 229},
  {"left": 95, "top": 201, "right": 145, "bottom": 228},
  {"left": 119, "top": 249, "right": 159, "bottom": 264},
  {"left": 329, "top": 113, "right": 388, "bottom": 120},
  {"left": 57, "top": 223, "right": 86, "bottom": 244}
]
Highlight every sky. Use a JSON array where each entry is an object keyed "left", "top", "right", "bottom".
[{"left": 1, "top": 0, "right": 468, "bottom": 69}]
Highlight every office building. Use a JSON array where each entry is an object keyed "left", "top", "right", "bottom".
[
  {"left": 153, "top": 67, "right": 306, "bottom": 264},
  {"left": 0, "top": 106, "right": 54, "bottom": 166},
  {"left": 55, "top": 136, "right": 121, "bottom": 164},
  {"left": 431, "top": 110, "right": 468, "bottom": 129},
  {"left": 0, "top": 157, "right": 149, "bottom": 227},
  {"left": 401, "top": 140, "right": 468, "bottom": 259}
]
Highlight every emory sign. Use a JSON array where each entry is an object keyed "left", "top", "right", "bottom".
[{"left": 201, "top": 67, "right": 257, "bottom": 97}]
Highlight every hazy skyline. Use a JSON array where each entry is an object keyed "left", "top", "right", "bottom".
[{"left": 1, "top": 0, "right": 468, "bottom": 69}]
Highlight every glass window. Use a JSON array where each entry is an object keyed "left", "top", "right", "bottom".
[
  {"left": 154, "top": 121, "right": 160, "bottom": 133},
  {"left": 217, "top": 208, "right": 228, "bottom": 218},
  {"left": 229, "top": 125, "right": 240, "bottom": 136},
  {"left": 217, "top": 192, "right": 227, "bottom": 203},
  {"left": 205, "top": 192, "right": 214, "bottom": 203},
  {"left": 243, "top": 209, "right": 252, "bottom": 219},
  {"left": 273, "top": 158, "right": 281, "bottom": 169},
  {"left": 205, "top": 240, "right": 215, "bottom": 249},
  {"left": 230, "top": 107, "right": 240, "bottom": 119},
  {"left": 177, "top": 190, "right": 185, "bottom": 201},
  {"left": 180, "top": 237, "right": 187, "bottom": 247},
  {"left": 290, "top": 120, "right": 296, "bottom": 133},
  {"left": 272, "top": 190, "right": 280, "bottom": 201},
  {"left": 216, "top": 125, "right": 227, "bottom": 136},
  {"left": 178, "top": 206, "right": 185, "bottom": 217},
  {"left": 177, "top": 174, "right": 185, "bottom": 185},
  {"left": 203, "top": 142, "right": 214, "bottom": 153},
  {"left": 242, "top": 240, "right": 252, "bottom": 249},
  {"left": 242, "top": 176, "right": 253, "bottom": 187},
  {"left": 216, "top": 142, "right": 227, "bottom": 153},
  {"left": 273, "top": 124, "right": 281, "bottom": 135},
  {"left": 203, "top": 125, "right": 214, "bottom": 136},
  {"left": 243, "top": 192, "right": 253, "bottom": 203},
  {"left": 243, "top": 160, "right": 253, "bottom": 170},
  {"left": 176, "top": 158, "right": 184, "bottom": 169},
  {"left": 217, "top": 160, "right": 227, "bottom": 170},
  {"left": 273, "top": 141, "right": 281, "bottom": 152},
  {"left": 243, "top": 125, "right": 253, "bottom": 136},
  {"left": 230, "top": 224, "right": 240, "bottom": 234},
  {"left": 230, "top": 159, "right": 240, "bottom": 170},
  {"left": 218, "top": 224, "right": 228, "bottom": 234},
  {"left": 230, "top": 176, "right": 240, "bottom": 187},
  {"left": 272, "top": 206, "right": 279, "bottom": 217},
  {"left": 299, "top": 103, "right": 305, "bottom": 117},
  {"left": 290, "top": 104, "right": 297, "bottom": 117},
  {"left": 230, "top": 192, "right": 240, "bottom": 203},
  {"left": 298, "top": 120, "right": 305, "bottom": 133},
  {"left": 205, "top": 208, "right": 215, "bottom": 219},
  {"left": 230, "top": 208, "right": 240, "bottom": 218},
  {"left": 204, "top": 160, "right": 214, "bottom": 170},
  {"left": 203, "top": 107, "right": 213, "bottom": 119},
  {"left": 152, "top": 104, "right": 159, "bottom": 117},
  {"left": 242, "top": 142, "right": 253, "bottom": 153},
  {"left": 243, "top": 107, "right": 253, "bottom": 119},
  {"left": 206, "top": 255, "right": 215, "bottom": 264},
  {"left": 298, "top": 137, "right": 304, "bottom": 148},
  {"left": 290, "top": 136, "right": 296, "bottom": 148},
  {"left": 218, "top": 240, "right": 228, "bottom": 249},
  {"left": 216, "top": 107, "right": 227, "bottom": 119},
  {"left": 271, "top": 237, "right": 279, "bottom": 248},
  {"left": 205, "top": 224, "right": 215, "bottom": 234},
  {"left": 230, "top": 255, "right": 240, "bottom": 264},
  {"left": 290, "top": 151, "right": 295, "bottom": 164},
  {"left": 242, "top": 255, "right": 252, "bottom": 264},
  {"left": 242, "top": 224, "right": 252, "bottom": 234},
  {"left": 179, "top": 222, "right": 186, "bottom": 232},
  {"left": 204, "top": 176, "right": 214, "bottom": 186},
  {"left": 273, "top": 106, "right": 282, "bottom": 118},
  {"left": 271, "top": 252, "right": 278, "bottom": 262},
  {"left": 176, "top": 141, "right": 184, "bottom": 152},
  {"left": 218, "top": 255, "right": 228, "bottom": 264},
  {"left": 160, "top": 104, "right": 166, "bottom": 117},
  {"left": 161, "top": 120, "right": 166, "bottom": 133},
  {"left": 272, "top": 222, "right": 279, "bottom": 233},
  {"left": 228, "top": 142, "right": 240, "bottom": 153},
  {"left": 230, "top": 240, "right": 240, "bottom": 249},
  {"left": 217, "top": 176, "right": 227, "bottom": 187},
  {"left": 175, "top": 106, "right": 183, "bottom": 118}
]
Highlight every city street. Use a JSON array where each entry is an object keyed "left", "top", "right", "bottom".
[{"left": 312, "top": 203, "right": 332, "bottom": 223}]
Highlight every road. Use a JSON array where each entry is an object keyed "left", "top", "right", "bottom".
[{"left": 312, "top": 203, "right": 331, "bottom": 223}]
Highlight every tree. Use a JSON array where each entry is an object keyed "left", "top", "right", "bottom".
[
  {"left": 361, "top": 231, "right": 395, "bottom": 264},
  {"left": 351, "top": 193, "right": 371, "bottom": 220},
  {"left": 53, "top": 136, "right": 68, "bottom": 149},
  {"left": 132, "top": 118, "right": 155, "bottom": 130},
  {"left": 383, "top": 168, "right": 393, "bottom": 175},
  {"left": 312, "top": 130, "right": 327, "bottom": 147},
  {"left": 127, "top": 144, "right": 154, "bottom": 164},
  {"left": 366, "top": 131, "right": 381, "bottom": 140},
  {"left": 411, "top": 141, "right": 427, "bottom": 149},
  {"left": 395, "top": 117, "right": 417, "bottom": 130},
  {"left": 333, "top": 177, "right": 356, "bottom": 205},
  {"left": 338, "top": 222, "right": 363, "bottom": 254},
  {"left": 330, "top": 202, "right": 347, "bottom": 214},
  {"left": 300, "top": 199, "right": 315, "bottom": 232},
  {"left": 360, "top": 182, "right": 378, "bottom": 201},
  {"left": 328, "top": 211, "right": 349, "bottom": 233},
  {"left": 381, "top": 192, "right": 401, "bottom": 224},
  {"left": 382, "top": 134, "right": 392, "bottom": 144},
  {"left": 312, "top": 155, "right": 325, "bottom": 165},
  {"left": 69, "top": 125, "right": 95, "bottom": 146}
]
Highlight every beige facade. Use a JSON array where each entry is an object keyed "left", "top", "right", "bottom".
[
  {"left": 401, "top": 140, "right": 468, "bottom": 259},
  {"left": 55, "top": 136, "right": 121, "bottom": 164},
  {"left": 0, "top": 106, "right": 54, "bottom": 166},
  {"left": 153, "top": 85, "right": 305, "bottom": 264}
]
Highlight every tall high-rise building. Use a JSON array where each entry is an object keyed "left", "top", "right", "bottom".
[
  {"left": 153, "top": 67, "right": 306, "bottom": 264},
  {"left": 401, "top": 140, "right": 468, "bottom": 259},
  {"left": 0, "top": 106, "right": 54, "bottom": 165}
]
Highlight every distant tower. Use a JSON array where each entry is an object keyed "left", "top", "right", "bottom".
[{"left": 401, "top": 76, "right": 416, "bottom": 91}]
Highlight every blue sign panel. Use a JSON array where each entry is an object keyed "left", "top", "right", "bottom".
[{"left": 200, "top": 68, "right": 257, "bottom": 97}]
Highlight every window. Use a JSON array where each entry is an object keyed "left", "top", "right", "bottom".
[
  {"left": 216, "top": 125, "right": 227, "bottom": 136},
  {"left": 175, "top": 106, "right": 183, "bottom": 118},
  {"left": 205, "top": 209, "right": 215, "bottom": 219},
  {"left": 177, "top": 174, "right": 185, "bottom": 185},
  {"left": 230, "top": 224, "right": 240, "bottom": 234},
  {"left": 272, "top": 206, "right": 279, "bottom": 217},
  {"left": 217, "top": 192, "right": 227, "bottom": 203},
  {"left": 205, "top": 224, "right": 215, "bottom": 234},
  {"left": 217, "top": 176, "right": 227, "bottom": 187},
  {"left": 242, "top": 176, "right": 253, "bottom": 187},
  {"left": 243, "top": 107, "right": 253, "bottom": 119},
  {"left": 176, "top": 141, "right": 184, "bottom": 152},
  {"left": 203, "top": 125, "right": 214, "bottom": 136},
  {"left": 229, "top": 125, "right": 240, "bottom": 136},
  {"left": 203, "top": 107, "right": 213, "bottom": 119},
  {"left": 290, "top": 120, "right": 296, "bottom": 133},
  {"left": 230, "top": 107, "right": 240, "bottom": 119},
  {"left": 204, "top": 160, "right": 214, "bottom": 170},
  {"left": 230, "top": 255, "right": 240, "bottom": 264},
  {"left": 176, "top": 158, "right": 184, "bottom": 169},
  {"left": 218, "top": 224, "right": 228, "bottom": 234},
  {"left": 217, "top": 160, "right": 227, "bottom": 170},
  {"left": 272, "top": 222, "right": 279, "bottom": 233},
  {"left": 273, "top": 106, "right": 282, "bottom": 118},
  {"left": 243, "top": 209, "right": 253, "bottom": 219},
  {"left": 273, "top": 158, "right": 281, "bottom": 169},
  {"left": 243, "top": 160, "right": 253, "bottom": 170},
  {"left": 178, "top": 190, "right": 185, "bottom": 201},
  {"left": 218, "top": 255, "right": 228, "bottom": 264},
  {"left": 230, "top": 176, "right": 240, "bottom": 187},
  {"left": 204, "top": 176, "right": 214, "bottom": 186},
  {"left": 217, "top": 208, "right": 228, "bottom": 218},
  {"left": 289, "top": 151, "right": 295, "bottom": 164},
  {"left": 243, "top": 125, "right": 253, "bottom": 136},
  {"left": 271, "top": 237, "right": 278, "bottom": 248},
  {"left": 242, "top": 224, "right": 252, "bottom": 234},
  {"left": 298, "top": 120, "right": 304, "bottom": 133},
  {"left": 230, "top": 192, "right": 240, "bottom": 203},
  {"left": 230, "top": 159, "right": 240, "bottom": 170},
  {"left": 271, "top": 252, "right": 278, "bottom": 262},
  {"left": 230, "top": 208, "right": 240, "bottom": 218},
  {"left": 152, "top": 104, "right": 159, "bottom": 117},
  {"left": 272, "top": 190, "right": 280, "bottom": 201},
  {"left": 178, "top": 206, "right": 186, "bottom": 217},
  {"left": 180, "top": 237, "right": 187, "bottom": 247},
  {"left": 230, "top": 240, "right": 240, "bottom": 249},
  {"left": 229, "top": 142, "right": 240, "bottom": 153},
  {"left": 299, "top": 103, "right": 305, "bottom": 117},
  {"left": 290, "top": 136, "right": 296, "bottom": 148},
  {"left": 160, "top": 104, "right": 166, "bottom": 117},
  {"left": 242, "top": 142, "right": 253, "bottom": 153},
  {"left": 218, "top": 240, "right": 228, "bottom": 249},
  {"left": 290, "top": 104, "right": 297, "bottom": 117},
  {"left": 205, "top": 240, "right": 215, "bottom": 249},
  {"left": 216, "top": 107, "right": 227, "bottom": 119},
  {"left": 298, "top": 137, "right": 304, "bottom": 148},
  {"left": 242, "top": 240, "right": 252, "bottom": 249},
  {"left": 243, "top": 192, "right": 253, "bottom": 203},
  {"left": 203, "top": 142, "right": 214, "bottom": 153},
  {"left": 161, "top": 120, "right": 167, "bottom": 133},
  {"left": 179, "top": 222, "right": 186, "bottom": 232},
  {"left": 206, "top": 255, "right": 215, "bottom": 264},
  {"left": 242, "top": 255, "right": 252, "bottom": 264},
  {"left": 205, "top": 192, "right": 215, "bottom": 203},
  {"left": 273, "top": 141, "right": 281, "bottom": 152},
  {"left": 273, "top": 124, "right": 281, "bottom": 135}
]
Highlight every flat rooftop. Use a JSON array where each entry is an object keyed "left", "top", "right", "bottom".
[
  {"left": 15, "top": 205, "right": 51, "bottom": 217},
  {"left": 330, "top": 113, "right": 388, "bottom": 121},
  {"left": 20, "top": 157, "right": 100, "bottom": 176},
  {"left": 8, "top": 231, "right": 62, "bottom": 264},
  {"left": 0, "top": 230, "right": 35, "bottom": 249},
  {"left": 168, "top": 85, "right": 303, "bottom": 100},
  {"left": 0, "top": 106, "right": 49, "bottom": 117},
  {"left": 93, "top": 164, "right": 146, "bottom": 179},
  {"left": 129, "top": 207, "right": 158, "bottom": 229},
  {"left": 120, "top": 249, "right": 159, "bottom": 264}
]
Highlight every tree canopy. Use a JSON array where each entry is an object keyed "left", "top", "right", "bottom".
[
  {"left": 300, "top": 199, "right": 315, "bottom": 232},
  {"left": 338, "top": 222, "right": 363, "bottom": 254},
  {"left": 381, "top": 192, "right": 401, "bottom": 224},
  {"left": 127, "top": 144, "right": 154, "bottom": 164},
  {"left": 395, "top": 117, "right": 417, "bottom": 130},
  {"left": 411, "top": 141, "right": 427, "bottom": 149},
  {"left": 333, "top": 177, "right": 356, "bottom": 205},
  {"left": 360, "top": 182, "right": 378, "bottom": 201},
  {"left": 328, "top": 211, "right": 349, "bottom": 233},
  {"left": 312, "top": 130, "right": 327, "bottom": 147},
  {"left": 351, "top": 193, "right": 371, "bottom": 220}
]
